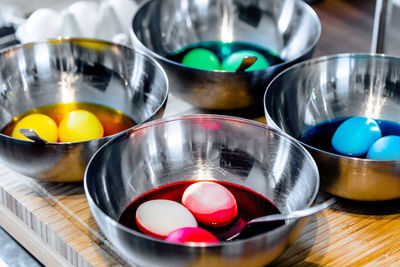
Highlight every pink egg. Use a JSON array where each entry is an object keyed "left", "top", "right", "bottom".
[
  {"left": 182, "top": 181, "right": 238, "bottom": 227},
  {"left": 165, "top": 227, "right": 220, "bottom": 244},
  {"left": 135, "top": 199, "right": 197, "bottom": 239}
]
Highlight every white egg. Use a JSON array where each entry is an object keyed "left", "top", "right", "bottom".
[
  {"left": 112, "top": 33, "right": 130, "bottom": 45},
  {"left": 17, "top": 0, "right": 137, "bottom": 44},
  {"left": 18, "top": 8, "right": 61, "bottom": 43},
  {"left": 95, "top": 2, "right": 124, "bottom": 41},
  {"left": 60, "top": 10, "right": 82, "bottom": 37},
  {"left": 67, "top": 1, "right": 99, "bottom": 38},
  {"left": 135, "top": 199, "right": 198, "bottom": 238},
  {"left": 107, "top": 0, "right": 138, "bottom": 34}
]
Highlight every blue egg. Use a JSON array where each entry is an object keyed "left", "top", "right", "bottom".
[
  {"left": 367, "top": 135, "right": 400, "bottom": 160},
  {"left": 331, "top": 116, "right": 382, "bottom": 157}
]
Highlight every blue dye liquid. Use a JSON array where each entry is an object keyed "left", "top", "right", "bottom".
[{"left": 301, "top": 118, "right": 400, "bottom": 158}]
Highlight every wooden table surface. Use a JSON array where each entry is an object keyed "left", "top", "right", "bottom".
[{"left": 4, "top": 0, "right": 400, "bottom": 266}]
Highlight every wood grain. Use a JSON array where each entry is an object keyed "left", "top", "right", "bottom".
[
  {"left": 1, "top": 1, "right": 397, "bottom": 266},
  {"left": 0, "top": 166, "right": 123, "bottom": 267}
]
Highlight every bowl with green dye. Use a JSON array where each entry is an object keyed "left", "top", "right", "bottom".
[{"left": 131, "top": 0, "right": 321, "bottom": 111}]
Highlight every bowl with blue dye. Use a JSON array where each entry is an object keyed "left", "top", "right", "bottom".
[
  {"left": 131, "top": 0, "right": 321, "bottom": 111},
  {"left": 264, "top": 53, "right": 400, "bottom": 201}
]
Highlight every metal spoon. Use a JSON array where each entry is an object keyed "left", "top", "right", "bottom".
[
  {"left": 236, "top": 56, "right": 258, "bottom": 72},
  {"left": 19, "top": 128, "right": 48, "bottom": 144},
  {"left": 226, "top": 198, "right": 335, "bottom": 241}
]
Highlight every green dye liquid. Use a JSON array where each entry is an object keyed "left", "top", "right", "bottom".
[{"left": 167, "top": 41, "right": 284, "bottom": 71}]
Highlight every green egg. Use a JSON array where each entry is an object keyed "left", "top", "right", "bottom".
[
  {"left": 221, "top": 50, "right": 270, "bottom": 71},
  {"left": 181, "top": 48, "right": 220, "bottom": 70}
]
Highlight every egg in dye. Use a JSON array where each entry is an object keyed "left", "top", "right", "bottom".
[
  {"left": 181, "top": 48, "right": 220, "bottom": 71},
  {"left": 367, "top": 135, "right": 400, "bottom": 160},
  {"left": 182, "top": 181, "right": 238, "bottom": 227},
  {"left": 135, "top": 199, "right": 197, "bottom": 239},
  {"left": 331, "top": 116, "right": 382, "bottom": 157},
  {"left": 11, "top": 114, "right": 58, "bottom": 142},
  {"left": 59, "top": 109, "right": 104, "bottom": 142},
  {"left": 165, "top": 227, "right": 220, "bottom": 244},
  {"left": 221, "top": 50, "right": 270, "bottom": 71}
]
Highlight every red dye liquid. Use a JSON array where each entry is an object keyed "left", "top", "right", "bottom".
[{"left": 118, "top": 180, "right": 283, "bottom": 241}]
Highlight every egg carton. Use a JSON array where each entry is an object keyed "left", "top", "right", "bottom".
[
  {"left": 0, "top": 14, "right": 19, "bottom": 49},
  {"left": 14, "top": 0, "right": 139, "bottom": 45}
]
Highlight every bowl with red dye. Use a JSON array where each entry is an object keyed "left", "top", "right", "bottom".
[{"left": 84, "top": 114, "right": 319, "bottom": 266}]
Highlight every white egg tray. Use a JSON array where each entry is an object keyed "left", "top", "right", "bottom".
[{"left": 16, "top": 0, "right": 138, "bottom": 45}]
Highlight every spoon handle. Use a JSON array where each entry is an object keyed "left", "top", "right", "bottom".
[
  {"left": 236, "top": 56, "right": 258, "bottom": 72},
  {"left": 249, "top": 198, "right": 336, "bottom": 224},
  {"left": 19, "top": 128, "right": 48, "bottom": 144}
]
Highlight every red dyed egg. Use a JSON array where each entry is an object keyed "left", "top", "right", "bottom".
[
  {"left": 165, "top": 227, "right": 220, "bottom": 244},
  {"left": 135, "top": 199, "right": 197, "bottom": 239},
  {"left": 182, "top": 181, "right": 238, "bottom": 227}
]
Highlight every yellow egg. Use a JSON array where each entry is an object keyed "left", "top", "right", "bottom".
[
  {"left": 11, "top": 113, "right": 58, "bottom": 142},
  {"left": 59, "top": 109, "right": 104, "bottom": 142}
]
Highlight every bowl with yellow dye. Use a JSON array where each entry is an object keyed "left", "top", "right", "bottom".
[{"left": 0, "top": 38, "right": 168, "bottom": 182}]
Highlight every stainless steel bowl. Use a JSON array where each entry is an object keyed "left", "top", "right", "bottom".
[
  {"left": 264, "top": 53, "right": 400, "bottom": 201},
  {"left": 0, "top": 38, "right": 168, "bottom": 182},
  {"left": 84, "top": 114, "right": 319, "bottom": 267},
  {"left": 131, "top": 0, "right": 321, "bottom": 111}
]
